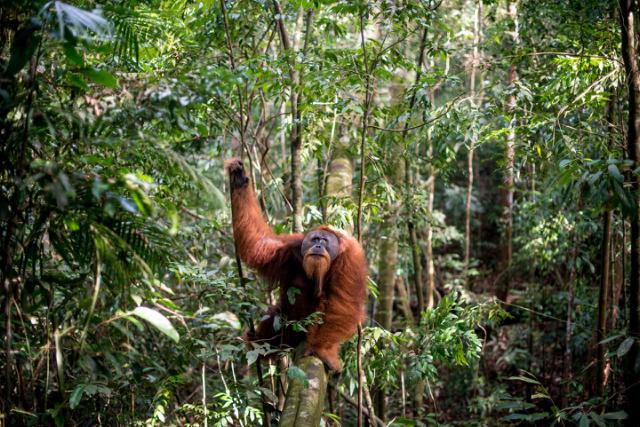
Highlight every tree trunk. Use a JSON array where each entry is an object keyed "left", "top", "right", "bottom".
[
  {"left": 593, "top": 92, "right": 617, "bottom": 398},
  {"left": 619, "top": 1, "right": 640, "bottom": 423},
  {"left": 319, "top": 101, "right": 340, "bottom": 222},
  {"left": 414, "top": 91, "right": 438, "bottom": 419},
  {"left": 374, "top": 150, "right": 403, "bottom": 421},
  {"left": 408, "top": 221, "right": 424, "bottom": 314},
  {"left": 464, "top": 0, "right": 483, "bottom": 277},
  {"left": 595, "top": 210, "right": 612, "bottom": 397},
  {"left": 496, "top": 0, "right": 519, "bottom": 302},
  {"left": 326, "top": 159, "right": 353, "bottom": 198},
  {"left": 395, "top": 277, "right": 414, "bottom": 325},
  {"left": 424, "top": 89, "right": 437, "bottom": 310},
  {"left": 273, "top": 1, "right": 314, "bottom": 233},
  {"left": 611, "top": 217, "right": 624, "bottom": 332},
  {"left": 560, "top": 205, "right": 580, "bottom": 408},
  {"left": 405, "top": 27, "right": 429, "bottom": 318},
  {"left": 279, "top": 356, "right": 328, "bottom": 427},
  {"left": 376, "top": 223, "right": 399, "bottom": 332}
]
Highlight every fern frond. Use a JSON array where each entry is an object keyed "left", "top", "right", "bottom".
[{"left": 103, "top": 4, "right": 184, "bottom": 66}]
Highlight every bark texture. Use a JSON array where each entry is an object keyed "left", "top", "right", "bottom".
[
  {"left": 464, "top": 0, "right": 483, "bottom": 274},
  {"left": 594, "top": 210, "right": 612, "bottom": 397},
  {"left": 496, "top": 0, "right": 519, "bottom": 302},
  {"left": 619, "top": 1, "right": 640, "bottom": 423},
  {"left": 280, "top": 356, "right": 328, "bottom": 427},
  {"left": 273, "top": 1, "right": 314, "bottom": 232}
]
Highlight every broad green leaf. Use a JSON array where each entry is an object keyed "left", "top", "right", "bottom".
[
  {"left": 82, "top": 68, "right": 117, "bottom": 88},
  {"left": 578, "top": 413, "right": 589, "bottom": 427},
  {"left": 617, "top": 337, "right": 635, "bottom": 358},
  {"left": 63, "top": 44, "right": 83, "bottom": 66},
  {"left": 589, "top": 413, "right": 606, "bottom": 427},
  {"left": 607, "top": 164, "right": 624, "bottom": 183},
  {"left": 66, "top": 73, "right": 89, "bottom": 91},
  {"left": 6, "top": 26, "right": 41, "bottom": 76},
  {"left": 130, "top": 306, "right": 179, "bottom": 343},
  {"left": 69, "top": 385, "right": 84, "bottom": 409},
  {"left": 246, "top": 349, "right": 260, "bottom": 365},
  {"left": 602, "top": 411, "right": 628, "bottom": 420}
]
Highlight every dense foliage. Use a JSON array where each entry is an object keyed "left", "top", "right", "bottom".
[{"left": 1, "top": 0, "right": 638, "bottom": 426}]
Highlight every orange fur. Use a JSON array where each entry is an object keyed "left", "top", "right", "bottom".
[
  {"left": 227, "top": 158, "right": 368, "bottom": 371},
  {"left": 302, "top": 251, "right": 331, "bottom": 296}
]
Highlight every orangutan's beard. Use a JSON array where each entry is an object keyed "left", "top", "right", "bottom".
[{"left": 303, "top": 252, "right": 331, "bottom": 297}]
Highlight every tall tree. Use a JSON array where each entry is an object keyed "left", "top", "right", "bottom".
[
  {"left": 618, "top": 1, "right": 640, "bottom": 423},
  {"left": 595, "top": 210, "right": 613, "bottom": 396},
  {"left": 406, "top": 27, "right": 429, "bottom": 317},
  {"left": 272, "top": 1, "right": 314, "bottom": 232},
  {"left": 424, "top": 108, "right": 437, "bottom": 311},
  {"left": 593, "top": 93, "right": 617, "bottom": 398},
  {"left": 375, "top": 136, "right": 404, "bottom": 423},
  {"left": 496, "top": 0, "right": 519, "bottom": 302},
  {"left": 464, "top": 0, "right": 483, "bottom": 275}
]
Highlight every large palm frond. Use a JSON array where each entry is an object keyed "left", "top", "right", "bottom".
[{"left": 103, "top": 3, "right": 186, "bottom": 67}]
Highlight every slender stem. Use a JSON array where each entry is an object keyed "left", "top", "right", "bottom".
[
  {"left": 404, "top": 27, "right": 429, "bottom": 316},
  {"left": 356, "top": 7, "right": 371, "bottom": 242},
  {"left": 202, "top": 363, "right": 208, "bottom": 427},
  {"left": 355, "top": 8, "right": 372, "bottom": 426},
  {"left": 357, "top": 324, "right": 364, "bottom": 427},
  {"left": 272, "top": 0, "right": 309, "bottom": 232},
  {"left": 464, "top": 0, "right": 482, "bottom": 276},
  {"left": 220, "top": 0, "right": 254, "bottom": 178},
  {"left": 79, "top": 247, "right": 101, "bottom": 350},
  {"left": 338, "top": 388, "right": 385, "bottom": 427}
]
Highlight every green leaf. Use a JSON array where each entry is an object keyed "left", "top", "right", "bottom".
[
  {"left": 578, "top": 413, "right": 590, "bottom": 427},
  {"left": 246, "top": 349, "right": 260, "bottom": 366},
  {"left": 6, "top": 25, "right": 41, "bottom": 76},
  {"left": 82, "top": 68, "right": 117, "bottom": 88},
  {"left": 66, "top": 73, "right": 89, "bottom": 91},
  {"left": 69, "top": 384, "right": 84, "bottom": 409},
  {"left": 495, "top": 401, "right": 535, "bottom": 410},
  {"left": 602, "top": 411, "right": 628, "bottom": 420},
  {"left": 503, "top": 413, "right": 533, "bottom": 421},
  {"left": 589, "top": 413, "right": 606, "bottom": 427},
  {"left": 598, "top": 333, "right": 622, "bottom": 345},
  {"left": 507, "top": 375, "right": 541, "bottom": 385},
  {"left": 130, "top": 306, "right": 179, "bottom": 343},
  {"left": 118, "top": 197, "right": 138, "bottom": 214},
  {"left": 63, "top": 44, "right": 84, "bottom": 66},
  {"left": 287, "top": 287, "right": 301, "bottom": 305},
  {"left": 531, "top": 392, "right": 549, "bottom": 400},
  {"left": 608, "top": 164, "right": 624, "bottom": 183},
  {"left": 617, "top": 337, "right": 635, "bottom": 358},
  {"left": 273, "top": 314, "right": 281, "bottom": 332},
  {"left": 559, "top": 159, "right": 571, "bottom": 168}
]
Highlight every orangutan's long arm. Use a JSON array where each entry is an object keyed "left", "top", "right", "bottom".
[{"left": 225, "top": 158, "right": 302, "bottom": 272}]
